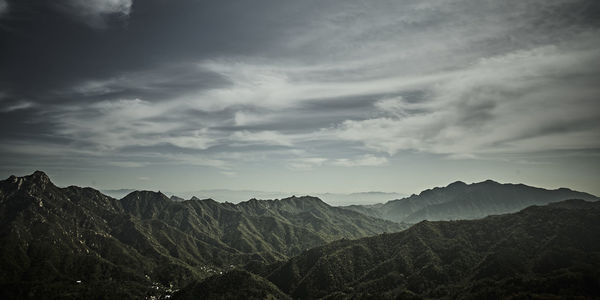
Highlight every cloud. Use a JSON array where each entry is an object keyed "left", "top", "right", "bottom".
[
  {"left": 286, "top": 155, "right": 389, "bottom": 170},
  {"left": 287, "top": 157, "right": 328, "bottom": 171},
  {"left": 332, "top": 155, "right": 389, "bottom": 167},
  {"left": 65, "top": 0, "right": 132, "bottom": 16},
  {"left": 36, "top": 98, "right": 226, "bottom": 172},
  {"left": 234, "top": 111, "right": 268, "bottom": 126},
  {"left": 58, "top": 0, "right": 133, "bottom": 28},
  {"left": 49, "top": 98, "right": 180, "bottom": 150},
  {"left": 374, "top": 97, "right": 407, "bottom": 117},
  {"left": 1, "top": 101, "right": 35, "bottom": 113},
  {"left": 108, "top": 161, "right": 145, "bottom": 168},
  {"left": 231, "top": 130, "right": 294, "bottom": 147},
  {"left": 180, "top": 0, "right": 598, "bottom": 114},
  {"left": 71, "top": 64, "right": 227, "bottom": 101},
  {"left": 331, "top": 40, "right": 600, "bottom": 157},
  {"left": 190, "top": 59, "right": 446, "bottom": 112},
  {"left": 153, "top": 153, "right": 229, "bottom": 169},
  {"left": 220, "top": 171, "right": 237, "bottom": 177},
  {"left": 0, "top": 0, "right": 8, "bottom": 17}
]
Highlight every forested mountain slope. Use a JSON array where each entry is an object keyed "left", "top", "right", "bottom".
[
  {"left": 178, "top": 199, "right": 600, "bottom": 299},
  {"left": 0, "top": 171, "right": 403, "bottom": 298}
]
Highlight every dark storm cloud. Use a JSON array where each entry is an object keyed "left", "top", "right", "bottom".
[{"left": 1, "top": 0, "right": 599, "bottom": 177}]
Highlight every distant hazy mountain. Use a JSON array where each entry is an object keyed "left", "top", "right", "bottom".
[
  {"left": 170, "top": 195, "right": 186, "bottom": 202},
  {"left": 100, "top": 188, "right": 137, "bottom": 199},
  {"left": 315, "top": 191, "right": 406, "bottom": 206},
  {"left": 343, "top": 180, "right": 598, "bottom": 223},
  {"left": 0, "top": 171, "right": 404, "bottom": 298},
  {"left": 173, "top": 189, "right": 292, "bottom": 204},
  {"left": 179, "top": 199, "right": 600, "bottom": 299},
  {"left": 104, "top": 188, "right": 405, "bottom": 206}
]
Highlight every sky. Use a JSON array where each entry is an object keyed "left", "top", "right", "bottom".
[{"left": 0, "top": 0, "right": 599, "bottom": 198}]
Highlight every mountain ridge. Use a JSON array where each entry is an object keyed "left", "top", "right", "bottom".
[
  {"left": 101, "top": 188, "right": 406, "bottom": 206},
  {"left": 176, "top": 198, "right": 600, "bottom": 299},
  {"left": 0, "top": 171, "right": 405, "bottom": 298},
  {"left": 344, "top": 179, "right": 598, "bottom": 223}
]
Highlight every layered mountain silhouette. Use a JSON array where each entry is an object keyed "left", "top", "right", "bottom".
[
  {"left": 2, "top": 171, "right": 598, "bottom": 299},
  {"left": 177, "top": 199, "right": 600, "bottom": 299},
  {"left": 343, "top": 180, "right": 598, "bottom": 223},
  {"left": 0, "top": 171, "right": 403, "bottom": 298}
]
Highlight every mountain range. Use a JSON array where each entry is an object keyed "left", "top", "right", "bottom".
[
  {"left": 176, "top": 199, "right": 600, "bottom": 299},
  {"left": 0, "top": 171, "right": 403, "bottom": 299},
  {"left": 1, "top": 171, "right": 598, "bottom": 299},
  {"left": 101, "top": 188, "right": 406, "bottom": 206},
  {"left": 343, "top": 180, "right": 598, "bottom": 223}
]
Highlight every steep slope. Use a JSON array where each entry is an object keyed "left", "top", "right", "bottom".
[
  {"left": 257, "top": 199, "right": 600, "bottom": 299},
  {"left": 225, "top": 196, "right": 407, "bottom": 256},
  {"left": 120, "top": 194, "right": 406, "bottom": 264},
  {"left": 344, "top": 180, "right": 598, "bottom": 223},
  {"left": 0, "top": 171, "right": 405, "bottom": 298},
  {"left": 0, "top": 172, "right": 208, "bottom": 299}
]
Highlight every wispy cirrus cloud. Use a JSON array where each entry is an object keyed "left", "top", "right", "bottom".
[
  {"left": 21, "top": 0, "right": 600, "bottom": 162},
  {"left": 1, "top": 101, "right": 35, "bottom": 113},
  {"left": 17, "top": 12, "right": 600, "bottom": 170},
  {"left": 56, "top": 0, "right": 133, "bottom": 28},
  {"left": 330, "top": 40, "right": 600, "bottom": 157},
  {"left": 332, "top": 155, "right": 389, "bottom": 167},
  {"left": 231, "top": 130, "right": 295, "bottom": 147},
  {"left": 287, "top": 157, "right": 328, "bottom": 171}
]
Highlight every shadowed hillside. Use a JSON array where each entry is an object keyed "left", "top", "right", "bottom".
[
  {"left": 0, "top": 171, "right": 404, "bottom": 299},
  {"left": 173, "top": 270, "right": 291, "bottom": 300},
  {"left": 178, "top": 199, "right": 600, "bottom": 299}
]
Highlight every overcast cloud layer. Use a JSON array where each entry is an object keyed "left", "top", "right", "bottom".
[{"left": 1, "top": 0, "right": 599, "bottom": 197}]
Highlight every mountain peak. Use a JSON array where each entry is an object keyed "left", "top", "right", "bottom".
[
  {"left": 4, "top": 170, "right": 54, "bottom": 191},
  {"left": 26, "top": 170, "right": 51, "bottom": 184},
  {"left": 120, "top": 190, "right": 171, "bottom": 218},
  {"left": 480, "top": 179, "right": 499, "bottom": 185},
  {"left": 190, "top": 196, "right": 219, "bottom": 202},
  {"left": 281, "top": 195, "right": 321, "bottom": 201},
  {"left": 121, "top": 190, "right": 170, "bottom": 202},
  {"left": 447, "top": 181, "right": 467, "bottom": 188},
  {"left": 279, "top": 195, "right": 329, "bottom": 208}
]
